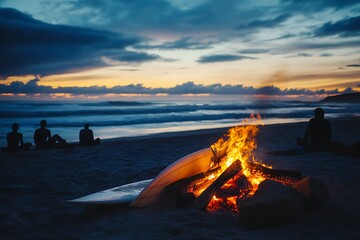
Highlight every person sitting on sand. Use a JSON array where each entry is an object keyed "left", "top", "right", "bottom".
[
  {"left": 297, "top": 108, "right": 331, "bottom": 150},
  {"left": 34, "top": 120, "right": 68, "bottom": 149},
  {"left": 79, "top": 123, "right": 100, "bottom": 146},
  {"left": 4, "top": 123, "right": 32, "bottom": 152}
]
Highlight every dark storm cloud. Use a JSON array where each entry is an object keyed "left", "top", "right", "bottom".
[
  {"left": 1, "top": 79, "right": 354, "bottom": 96},
  {"left": 197, "top": 54, "right": 255, "bottom": 63},
  {"left": 0, "top": 8, "right": 159, "bottom": 78},
  {"left": 135, "top": 37, "right": 218, "bottom": 50},
  {"left": 235, "top": 14, "right": 291, "bottom": 30},
  {"left": 314, "top": 15, "right": 360, "bottom": 37}
]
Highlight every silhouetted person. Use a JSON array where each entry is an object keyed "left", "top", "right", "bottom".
[
  {"left": 3, "top": 123, "right": 32, "bottom": 152},
  {"left": 34, "top": 120, "right": 67, "bottom": 149},
  {"left": 297, "top": 108, "right": 331, "bottom": 150},
  {"left": 79, "top": 123, "right": 100, "bottom": 146}
]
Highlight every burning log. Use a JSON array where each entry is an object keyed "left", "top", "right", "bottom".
[
  {"left": 247, "top": 162, "right": 303, "bottom": 184},
  {"left": 191, "top": 160, "right": 242, "bottom": 210},
  {"left": 165, "top": 167, "right": 221, "bottom": 206},
  {"left": 166, "top": 167, "right": 221, "bottom": 194},
  {"left": 215, "top": 174, "right": 251, "bottom": 199}
]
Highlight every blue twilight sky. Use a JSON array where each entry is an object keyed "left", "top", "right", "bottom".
[{"left": 0, "top": 0, "right": 359, "bottom": 100}]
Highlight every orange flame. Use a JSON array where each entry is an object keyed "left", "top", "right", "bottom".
[{"left": 205, "top": 114, "right": 268, "bottom": 211}]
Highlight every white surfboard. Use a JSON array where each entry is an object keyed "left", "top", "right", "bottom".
[
  {"left": 69, "top": 179, "right": 152, "bottom": 204},
  {"left": 131, "top": 148, "right": 212, "bottom": 207},
  {"left": 69, "top": 148, "right": 213, "bottom": 206}
]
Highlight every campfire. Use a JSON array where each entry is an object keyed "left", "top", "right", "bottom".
[{"left": 168, "top": 115, "right": 303, "bottom": 212}]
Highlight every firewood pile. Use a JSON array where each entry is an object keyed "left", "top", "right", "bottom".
[
  {"left": 165, "top": 121, "right": 330, "bottom": 228},
  {"left": 166, "top": 159, "right": 329, "bottom": 229}
]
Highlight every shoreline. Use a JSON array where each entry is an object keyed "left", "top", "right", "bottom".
[
  {"left": 78, "top": 115, "right": 360, "bottom": 144},
  {"left": 1, "top": 115, "right": 359, "bottom": 151}
]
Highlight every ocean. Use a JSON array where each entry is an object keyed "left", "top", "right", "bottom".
[{"left": 1, "top": 98, "right": 359, "bottom": 146}]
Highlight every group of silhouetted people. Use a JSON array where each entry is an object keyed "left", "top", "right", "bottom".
[{"left": 1, "top": 120, "right": 100, "bottom": 153}]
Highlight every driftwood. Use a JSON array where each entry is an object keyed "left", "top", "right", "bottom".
[
  {"left": 247, "top": 163, "right": 303, "bottom": 184},
  {"left": 191, "top": 160, "right": 242, "bottom": 210}
]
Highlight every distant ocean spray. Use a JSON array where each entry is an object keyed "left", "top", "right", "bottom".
[{"left": 1, "top": 99, "right": 359, "bottom": 146}]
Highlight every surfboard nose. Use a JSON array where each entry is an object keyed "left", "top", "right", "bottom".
[{"left": 131, "top": 148, "right": 212, "bottom": 208}]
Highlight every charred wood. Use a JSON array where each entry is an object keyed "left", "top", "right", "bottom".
[
  {"left": 247, "top": 163, "right": 303, "bottom": 184},
  {"left": 165, "top": 167, "right": 221, "bottom": 206},
  {"left": 191, "top": 160, "right": 242, "bottom": 210},
  {"left": 166, "top": 167, "right": 221, "bottom": 194},
  {"left": 215, "top": 174, "right": 250, "bottom": 199}
]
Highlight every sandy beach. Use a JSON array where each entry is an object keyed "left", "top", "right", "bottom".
[{"left": 1, "top": 117, "right": 359, "bottom": 240}]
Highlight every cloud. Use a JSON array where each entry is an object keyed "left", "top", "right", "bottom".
[
  {"left": 314, "top": 15, "right": 360, "bottom": 37},
  {"left": 135, "top": 37, "right": 218, "bottom": 50},
  {"left": 0, "top": 7, "right": 160, "bottom": 78},
  {"left": 271, "top": 71, "right": 360, "bottom": 83},
  {"left": 281, "top": 0, "right": 359, "bottom": 11},
  {"left": 16, "top": 0, "right": 360, "bottom": 36},
  {"left": 264, "top": 70, "right": 360, "bottom": 90},
  {"left": 25, "top": 0, "right": 297, "bottom": 36},
  {"left": 238, "top": 49, "right": 270, "bottom": 54},
  {"left": 287, "top": 53, "right": 312, "bottom": 58},
  {"left": 197, "top": 54, "right": 255, "bottom": 63},
  {"left": 0, "top": 78, "right": 53, "bottom": 94},
  {"left": 320, "top": 53, "right": 333, "bottom": 57},
  {"left": 37, "top": 0, "right": 256, "bottom": 33},
  {"left": 1, "top": 79, "right": 356, "bottom": 96},
  {"left": 270, "top": 33, "right": 299, "bottom": 41},
  {"left": 283, "top": 40, "right": 360, "bottom": 51},
  {"left": 298, "top": 53, "right": 312, "bottom": 57},
  {"left": 235, "top": 14, "right": 291, "bottom": 30},
  {"left": 346, "top": 64, "right": 360, "bottom": 67}
]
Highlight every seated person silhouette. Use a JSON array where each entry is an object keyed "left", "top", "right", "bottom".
[
  {"left": 79, "top": 123, "right": 100, "bottom": 146},
  {"left": 2, "top": 123, "right": 32, "bottom": 152},
  {"left": 297, "top": 108, "right": 331, "bottom": 150},
  {"left": 34, "top": 120, "right": 67, "bottom": 149}
]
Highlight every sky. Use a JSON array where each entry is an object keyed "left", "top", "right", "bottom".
[{"left": 0, "top": 0, "right": 359, "bottom": 100}]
